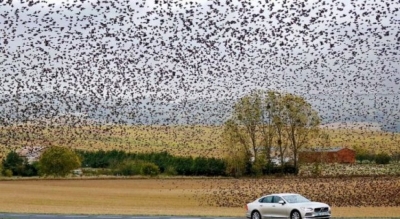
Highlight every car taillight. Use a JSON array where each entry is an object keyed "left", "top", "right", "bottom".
[{"left": 245, "top": 204, "right": 248, "bottom": 211}]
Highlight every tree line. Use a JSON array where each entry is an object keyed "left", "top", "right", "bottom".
[
  {"left": 222, "top": 90, "right": 320, "bottom": 177},
  {"left": 1, "top": 147, "right": 300, "bottom": 177},
  {"left": 0, "top": 148, "right": 229, "bottom": 177},
  {"left": 77, "top": 149, "right": 227, "bottom": 176},
  {"left": 1, "top": 147, "right": 397, "bottom": 178}
]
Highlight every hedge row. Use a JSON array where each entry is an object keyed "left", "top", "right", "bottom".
[
  {"left": 76, "top": 150, "right": 227, "bottom": 176},
  {"left": 356, "top": 152, "right": 399, "bottom": 164},
  {"left": 1, "top": 149, "right": 300, "bottom": 177}
]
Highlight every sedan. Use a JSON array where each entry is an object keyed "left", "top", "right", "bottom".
[{"left": 246, "top": 193, "right": 331, "bottom": 219}]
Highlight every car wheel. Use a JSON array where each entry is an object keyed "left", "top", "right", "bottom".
[
  {"left": 290, "top": 210, "right": 301, "bottom": 219},
  {"left": 251, "top": 211, "right": 261, "bottom": 219}
]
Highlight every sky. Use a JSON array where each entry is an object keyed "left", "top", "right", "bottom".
[{"left": 0, "top": 0, "right": 400, "bottom": 126}]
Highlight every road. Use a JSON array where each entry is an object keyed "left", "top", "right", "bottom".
[
  {"left": 0, "top": 214, "right": 241, "bottom": 219},
  {"left": 0, "top": 214, "right": 396, "bottom": 219}
]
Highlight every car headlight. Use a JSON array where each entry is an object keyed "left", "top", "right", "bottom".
[{"left": 300, "top": 207, "right": 314, "bottom": 212}]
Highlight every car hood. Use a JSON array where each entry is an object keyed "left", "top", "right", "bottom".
[{"left": 289, "top": 202, "right": 329, "bottom": 208}]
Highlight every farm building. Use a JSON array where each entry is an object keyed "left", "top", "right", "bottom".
[{"left": 299, "top": 147, "right": 356, "bottom": 164}]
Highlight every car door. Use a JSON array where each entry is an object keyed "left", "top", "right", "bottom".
[
  {"left": 270, "top": 196, "right": 290, "bottom": 218},
  {"left": 258, "top": 195, "right": 274, "bottom": 219}
]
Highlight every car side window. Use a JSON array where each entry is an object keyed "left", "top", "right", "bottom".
[
  {"left": 259, "top": 196, "right": 273, "bottom": 203},
  {"left": 272, "top": 196, "right": 282, "bottom": 203}
]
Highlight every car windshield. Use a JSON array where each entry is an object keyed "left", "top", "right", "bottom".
[{"left": 282, "top": 195, "right": 311, "bottom": 203}]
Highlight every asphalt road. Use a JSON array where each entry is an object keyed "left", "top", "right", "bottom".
[
  {"left": 0, "top": 214, "right": 397, "bottom": 219},
  {"left": 0, "top": 214, "right": 240, "bottom": 219}
]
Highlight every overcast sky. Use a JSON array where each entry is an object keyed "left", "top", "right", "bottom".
[{"left": 1, "top": 0, "right": 399, "bottom": 112}]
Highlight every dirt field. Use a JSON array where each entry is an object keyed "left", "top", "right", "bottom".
[{"left": 0, "top": 177, "right": 399, "bottom": 218}]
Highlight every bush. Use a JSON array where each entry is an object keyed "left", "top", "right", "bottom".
[
  {"left": 262, "top": 162, "right": 276, "bottom": 175},
  {"left": 113, "top": 160, "right": 160, "bottom": 176},
  {"left": 192, "top": 157, "right": 208, "bottom": 176},
  {"left": 22, "top": 162, "right": 39, "bottom": 177},
  {"left": 391, "top": 152, "right": 400, "bottom": 163},
  {"left": 173, "top": 157, "right": 194, "bottom": 175},
  {"left": 283, "top": 164, "right": 299, "bottom": 175},
  {"left": 116, "top": 160, "right": 141, "bottom": 176},
  {"left": 262, "top": 163, "right": 298, "bottom": 176},
  {"left": 141, "top": 162, "right": 160, "bottom": 176},
  {"left": 375, "top": 152, "right": 391, "bottom": 165},
  {"left": 250, "top": 157, "right": 267, "bottom": 177},
  {"left": 311, "top": 162, "right": 322, "bottom": 176},
  {"left": 163, "top": 166, "right": 178, "bottom": 176},
  {"left": 206, "top": 157, "right": 226, "bottom": 176},
  {"left": 356, "top": 151, "right": 376, "bottom": 164},
  {"left": 3, "top": 169, "right": 13, "bottom": 177},
  {"left": 38, "top": 146, "right": 81, "bottom": 177},
  {"left": 77, "top": 149, "right": 110, "bottom": 168}
]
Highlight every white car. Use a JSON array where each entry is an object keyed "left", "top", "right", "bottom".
[{"left": 246, "top": 193, "right": 331, "bottom": 219}]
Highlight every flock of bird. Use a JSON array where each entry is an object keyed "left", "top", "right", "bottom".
[
  {"left": 0, "top": 1, "right": 400, "bottom": 153},
  {"left": 1, "top": 0, "right": 400, "bottom": 211}
]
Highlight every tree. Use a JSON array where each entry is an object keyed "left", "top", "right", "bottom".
[
  {"left": 1, "top": 150, "right": 38, "bottom": 177},
  {"left": 2, "top": 151, "right": 24, "bottom": 176},
  {"left": 313, "top": 130, "right": 332, "bottom": 163},
  {"left": 268, "top": 92, "right": 290, "bottom": 172},
  {"left": 233, "top": 91, "right": 264, "bottom": 163},
  {"left": 281, "top": 93, "right": 320, "bottom": 170},
  {"left": 223, "top": 89, "right": 320, "bottom": 175},
  {"left": 38, "top": 146, "right": 81, "bottom": 177},
  {"left": 260, "top": 91, "right": 279, "bottom": 163},
  {"left": 222, "top": 121, "right": 250, "bottom": 177},
  {"left": 222, "top": 90, "right": 266, "bottom": 175}
]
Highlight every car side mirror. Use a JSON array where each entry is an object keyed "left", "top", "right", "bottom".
[{"left": 279, "top": 200, "right": 285, "bottom": 205}]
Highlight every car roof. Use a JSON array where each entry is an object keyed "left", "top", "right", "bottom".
[{"left": 265, "top": 193, "right": 299, "bottom": 196}]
